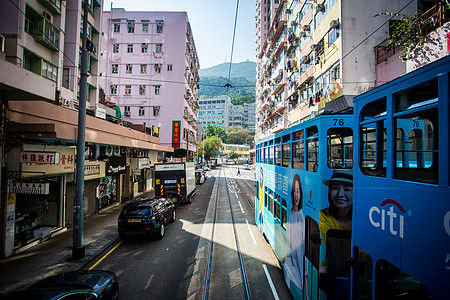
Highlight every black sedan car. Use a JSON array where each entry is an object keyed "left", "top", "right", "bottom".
[
  {"left": 118, "top": 197, "right": 176, "bottom": 239},
  {"left": 4, "top": 270, "right": 119, "bottom": 300}
]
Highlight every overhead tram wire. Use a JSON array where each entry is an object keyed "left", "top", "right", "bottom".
[{"left": 225, "top": 0, "right": 240, "bottom": 96}]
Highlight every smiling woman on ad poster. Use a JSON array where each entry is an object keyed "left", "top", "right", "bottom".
[{"left": 284, "top": 174, "right": 307, "bottom": 294}]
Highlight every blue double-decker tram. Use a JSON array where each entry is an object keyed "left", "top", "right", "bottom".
[{"left": 255, "top": 55, "right": 450, "bottom": 300}]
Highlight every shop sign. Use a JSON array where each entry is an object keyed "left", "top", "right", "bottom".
[
  {"left": 106, "top": 156, "right": 126, "bottom": 175},
  {"left": 9, "top": 182, "right": 50, "bottom": 194},
  {"left": 95, "top": 107, "right": 106, "bottom": 119},
  {"left": 84, "top": 161, "right": 106, "bottom": 180},
  {"left": 132, "top": 158, "right": 151, "bottom": 170},
  {"left": 20, "top": 152, "right": 59, "bottom": 164},
  {"left": 21, "top": 145, "right": 75, "bottom": 178},
  {"left": 172, "top": 120, "right": 181, "bottom": 149}
]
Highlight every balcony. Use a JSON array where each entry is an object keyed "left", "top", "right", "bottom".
[
  {"left": 35, "top": 19, "right": 60, "bottom": 51},
  {"left": 37, "top": 0, "right": 61, "bottom": 15}
]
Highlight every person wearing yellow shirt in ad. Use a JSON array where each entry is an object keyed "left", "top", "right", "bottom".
[{"left": 319, "top": 169, "right": 353, "bottom": 300}]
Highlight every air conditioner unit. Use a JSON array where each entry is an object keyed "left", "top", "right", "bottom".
[
  {"left": 316, "top": 4, "right": 325, "bottom": 12},
  {"left": 114, "top": 146, "right": 120, "bottom": 156},
  {"left": 302, "top": 25, "right": 310, "bottom": 31},
  {"left": 330, "top": 19, "right": 340, "bottom": 29},
  {"left": 106, "top": 146, "right": 113, "bottom": 157},
  {"left": 124, "top": 111, "right": 130, "bottom": 116},
  {"left": 311, "top": 44, "right": 317, "bottom": 51}
]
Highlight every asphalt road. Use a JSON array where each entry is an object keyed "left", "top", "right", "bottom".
[{"left": 86, "top": 166, "right": 293, "bottom": 300}]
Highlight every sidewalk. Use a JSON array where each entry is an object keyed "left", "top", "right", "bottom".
[{"left": 0, "top": 189, "right": 155, "bottom": 296}]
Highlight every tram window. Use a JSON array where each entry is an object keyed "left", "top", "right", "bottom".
[
  {"left": 394, "top": 108, "right": 438, "bottom": 184},
  {"left": 360, "top": 122, "right": 387, "bottom": 178},
  {"left": 264, "top": 187, "right": 268, "bottom": 208},
  {"left": 307, "top": 126, "right": 319, "bottom": 172},
  {"left": 281, "top": 197, "right": 287, "bottom": 230},
  {"left": 353, "top": 247, "right": 373, "bottom": 300},
  {"left": 293, "top": 129, "right": 304, "bottom": 141},
  {"left": 268, "top": 146, "right": 273, "bottom": 164},
  {"left": 327, "top": 127, "right": 353, "bottom": 169},
  {"left": 395, "top": 78, "right": 438, "bottom": 113},
  {"left": 282, "top": 134, "right": 290, "bottom": 143},
  {"left": 375, "top": 260, "right": 432, "bottom": 300},
  {"left": 262, "top": 147, "right": 266, "bottom": 163},
  {"left": 268, "top": 189, "right": 274, "bottom": 215},
  {"left": 361, "top": 97, "right": 387, "bottom": 121},
  {"left": 293, "top": 140, "right": 305, "bottom": 170},
  {"left": 274, "top": 194, "right": 281, "bottom": 224},
  {"left": 293, "top": 129, "right": 305, "bottom": 170},
  {"left": 275, "top": 145, "right": 282, "bottom": 166},
  {"left": 282, "top": 143, "right": 291, "bottom": 168}
]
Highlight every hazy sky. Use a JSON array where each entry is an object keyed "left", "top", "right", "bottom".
[{"left": 104, "top": 0, "right": 257, "bottom": 69}]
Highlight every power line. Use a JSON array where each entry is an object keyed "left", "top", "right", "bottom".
[{"left": 226, "top": 0, "right": 240, "bottom": 96}]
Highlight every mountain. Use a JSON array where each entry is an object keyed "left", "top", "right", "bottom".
[
  {"left": 199, "top": 61, "right": 256, "bottom": 81},
  {"left": 198, "top": 61, "right": 256, "bottom": 104}
]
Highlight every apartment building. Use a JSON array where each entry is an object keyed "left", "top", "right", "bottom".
[
  {"left": 100, "top": 8, "right": 200, "bottom": 159},
  {"left": 197, "top": 95, "right": 256, "bottom": 135},
  {"left": 0, "top": 0, "right": 171, "bottom": 257},
  {"left": 255, "top": 0, "right": 420, "bottom": 141}
]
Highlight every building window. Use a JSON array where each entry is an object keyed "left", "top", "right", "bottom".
[
  {"left": 125, "top": 85, "right": 131, "bottom": 95},
  {"left": 127, "top": 21, "right": 134, "bottom": 33},
  {"left": 126, "top": 64, "right": 133, "bottom": 73},
  {"left": 156, "top": 21, "right": 163, "bottom": 33},
  {"left": 139, "top": 85, "right": 146, "bottom": 95},
  {"left": 153, "top": 106, "right": 160, "bottom": 116},
  {"left": 155, "top": 43, "right": 162, "bottom": 53},
  {"left": 154, "top": 63, "right": 161, "bottom": 73},
  {"left": 328, "top": 28, "right": 340, "bottom": 45},
  {"left": 127, "top": 44, "right": 133, "bottom": 53},
  {"left": 112, "top": 64, "right": 118, "bottom": 73},
  {"left": 113, "top": 44, "right": 119, "bottom": 53},
  {"left": 140, "top": 64, "right": 147, "bottom": 74},
  {"left": 142, "top": 23, "right": 148, "bottom": 32},
  {"left": 141, "top": 43, "right": 148, "bottom": 53},
  {"left": 167, "top": 64, "right": 173, "bottom": 71},
  {"left": 42, "top": 61, "right": 57, "bottom": 81},
  {"left": 113, "top": 23, "right": 120, "bottom": 33},
  {"left": 110, "top": 84, "right": 117, "bottom": 95},
  {"left": 124, "top": 106, "right": 130, "bottom": 113},
  {"left": 154, "top": 85, "right": 161, "bottom": 95},
  {"left": 139, "top": 106, "right": 145, "bottom": 116}
]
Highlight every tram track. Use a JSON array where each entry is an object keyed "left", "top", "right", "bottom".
[{"left": 203, "top": 169, "right": 251, "bottom": 300}]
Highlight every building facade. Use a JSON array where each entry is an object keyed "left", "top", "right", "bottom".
[
  {"left": 0, "top": 0, "right": 172, "bottom": 258},
  {"left": 197, "top": 95, "right": 256, "bottom": 135},
  {"left": 255, "top": 0, "right": 422, "bottom": 141},
  {"left": 99, "top": 9, "right": 200, "bottom": 159}
]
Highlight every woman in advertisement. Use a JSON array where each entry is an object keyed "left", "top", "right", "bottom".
[
  {"left": 258, "top": 167, "right": 265, "bottom": 233},
  {"left": 319, "top": 169, "right": 353, "bottom": 299},
  {"left": 284, "top": 174, "right": 307, "bottom": 295}
]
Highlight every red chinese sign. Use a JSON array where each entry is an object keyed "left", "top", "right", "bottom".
[{"left": 172, "top": 120, "right": 181, "bottom": 149}]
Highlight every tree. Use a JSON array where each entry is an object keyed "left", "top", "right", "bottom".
[
  {"left": 227, "top": 150, "right": 240, "bottom": 160},
  {"left": 225, "top": 127, "right": 254, "bottom": 146},
  {"left": 206, "top": 125, "right": 227, "bottom": 142},
  {"left": 203, "top": 136, "right": 222, "bottom": 159}
]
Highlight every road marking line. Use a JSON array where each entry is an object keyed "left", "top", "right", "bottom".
[
  {"left": 234, "top": 191, "right": 239, "bottom": 198},
  {"left": 238, "top": 201, "right": 244, "bottom": 213},
  {"left": 263, "top": 264, "right": 280, "bottom": 300},
  {"left": 89, "top": 240, "right": 123, "bottom": 270},
  {"left": 245, "top": 219, "right": 257, "bottom": 245}
]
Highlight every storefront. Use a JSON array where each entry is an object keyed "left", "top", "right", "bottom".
[
  {"left": 131, "top": 157, "right": 151, "bottom": 196},
  {"left": 105, "top": 156, "right": 126, "bottom": 204},
  {"left": 6, "top": 145, "right": 75, "bottom": 252}
]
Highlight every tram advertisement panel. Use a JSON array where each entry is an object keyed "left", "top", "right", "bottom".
[{"left": 255, "top": 163, "right": 353, "bottom": 300}]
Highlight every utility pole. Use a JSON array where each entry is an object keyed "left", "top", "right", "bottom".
[{"left": 73, "top": 0, "right": 89, "bottom": 259}]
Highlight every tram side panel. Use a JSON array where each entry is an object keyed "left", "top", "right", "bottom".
[{"left": 255, "top": 114, "right": 355, "bottom": 300}]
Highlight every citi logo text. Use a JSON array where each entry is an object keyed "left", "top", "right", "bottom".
[{"left": 369, "top": 199, "right": 405, "bottom": 238}]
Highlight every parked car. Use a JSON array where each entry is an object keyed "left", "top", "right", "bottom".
[
  {"left": 195, "top": 170, "right": 206, "bottom": 184},
  {"left": 118, "top": 198, "right": 175, "bottom": 239},
  {"left": 4, "top": 270, "right": 119, "bottom": 300}
]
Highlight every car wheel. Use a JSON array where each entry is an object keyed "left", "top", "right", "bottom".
[
  {"left": 157, "top": 223, "right": 165, "bottom": 239},
  {"left": 171, "top": 210, "right": 176, "bottom": 222},
  {"left": 119, "top": 231, "right": 125, "bottom": 239},
  {"left": 187, "top": 196, "right": 192, "bottom": 204}
]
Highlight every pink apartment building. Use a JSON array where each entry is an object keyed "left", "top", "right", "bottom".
[{"left": 100, "top": 8, "right": 200, "bottom": 159}]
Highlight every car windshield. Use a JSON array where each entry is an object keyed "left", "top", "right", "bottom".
[{"left": 123, "top": 207, "right": 152, "bottom": 216}]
